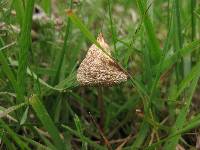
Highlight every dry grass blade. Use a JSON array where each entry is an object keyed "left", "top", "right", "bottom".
[{"left": 89, "top": 112, "right": 112, "bottom": 150}]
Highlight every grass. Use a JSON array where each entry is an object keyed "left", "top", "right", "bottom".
[
  {"left": 29, "top": 95, "right": 65, "bottom": 150},
  {"left": 1, "top": 0, "right": 200, "bottom": 149},
  {"left": 17, "top": 0, "right": 35, "bottom": 105}
]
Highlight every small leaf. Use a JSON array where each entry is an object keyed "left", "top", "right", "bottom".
[{"left": 20, "top": 106, "right": 29, "bottom": 125}]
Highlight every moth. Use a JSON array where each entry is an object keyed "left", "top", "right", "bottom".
[{"left": 77, "top": 33, "right": 127, "bottom": 86}]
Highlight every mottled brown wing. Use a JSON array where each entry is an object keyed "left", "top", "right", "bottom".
[{"left": 76, "top": 33, "right": 127, "bottom": 86}]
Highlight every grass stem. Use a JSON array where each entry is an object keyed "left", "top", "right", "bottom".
[{"left": 97, "top": 87, "right": 105, "bottom": 132}]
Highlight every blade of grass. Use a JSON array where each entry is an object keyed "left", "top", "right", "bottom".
[
  {"left": 20, "top": 106, "right": 29, "bottom": 125},
  {"left": 62, "top": 124, "right": 106, "bottom": 150},
  {"left": 0, "top": 41, "right": 16, "bottom": 52},
  {"left": 63, "top": 132, "right": 72, "bottom": 150},
  {"left": 145, "top": 78, "right": 198, "bottom": 149},
  {"left": 17, "top": 0, "right": 35, "bottom": 101},
  {"left": 173, "top": 60, "right": 200, "bottom": 99},
  {"left": 53, "top": 0, "right": 72, "bottom": 84},
  {"left": 66, "top": 10, "right": 105, "bottom": 54},
  {"left": 74, "top": 114, "right": 88, "bottom": 150},
  {"left": 145, "top": 60, "right": 200, "bottom": 149},
  {"left": 20, "top": 135, "right": 52, "bottom": 150},
  {"left": 184, "top": 0, "right": 197, "bottom": 77},
  {"left": 131, "top": 121, "right": 149, "bottom": 149},
  {"left": 0, "top": 106, "right": 18, "bottom": 122},
  {"left": 113, "top": 96, "right": 139, "bottom": 119},
  {"left": 70, "top": 92, "right": 98, "bottom": 113},
  {"left": 161, "top": 40, "right": 200, "bottom": 73},
  {"left": 163, "top": 76, "right": 199, "bottom": 149},
  {"left": 0, "top": 102, "right": 26, "bottom": 118},
  {"left": 35, "top": 127, "right": 57, "bottom": 150},
  {"left": 183, "top": 113, "right": 200, "bottom": 132},
  {"left": 172, "top": 0, "right": 183, "bottom": 82},
  {"left": 107, "top": 0, "right": 117, "bottom": 58},
  {"left": 0, "top": 39, "right": 25, "bottom": 120},
  {"left": 191, "top": 0, "right": 196, "bottom": 41},
  {"left": 0, "top": 52, "right": 18, "bottom": 94},
  {"left": 154, "top": 41, "right": 200, "bottom": 106},
  {"left": 41, "top": 0, "right": 51, "bottom": 15},
  {"left": 29, "top": 95, "right": 65, "bottom": 150},
  {"left": 136, "top": 0, "right": 161, "bottom": 63},
  {"left": 146, "top": 112, "right": 199, "bottom": 149},
  {"left": 3, "top": 136, "right": 18, "bottom": 150},
  {"left": 149, "top": 12, "right": 174, "bottom": 105},
  {"left": 174, "top": 0, "right": 183, "bottom": 48},
  {"left": 12, "top": 0, "right": 24, "bottom": 26},
  {"left": 8, "top": 58, "right": 78, "bottom": 92},
  {"left": 0, "top": 39, "right": 22, "bottom": 103},
  {"left": 0, "top": 119, "right": 29, "bottom": 149}
]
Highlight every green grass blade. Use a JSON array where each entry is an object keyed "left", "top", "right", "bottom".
[
  {"left": 3, "top": 136, "right": 17, "bottom": 150},
  {"left": 0, "top": 102, "right": 26, "bottom": 118},
  {"left": 174, "top": 0, "right": 183, "bottom": 48},
  {"left": 0, "top": 39, "right": 22, "bottom": 101},
  {"left": 107, "top": 0, "right": 117, "bottom": 57},
  {"left": 163, "top": 77, "right": 199, "bottom": 149},
  {"left": 136, "top": 0, "right": 161, "bottom": 63},
  {"left": 131, "top": 121, "right": 149, "bottom": 149},
  {"left": 36, "top": 128, "right": 57, "bottom": 150},
  {"left": 74, "top": 114, "right": 88, "bottom": 150},
  {"left": 20, "top": 135, "right": 52, "bottom": 150},
  {"left": 66, "top": 10, "right": 111, "bottom": 59},
  {"left": 161, "top": 40, "right": 200, "bottom": 72},
  {"left": 8, "top": 58, "right": 78, "bottom": 92},
  {"left": 113, "top": 97, "right": 139, "bottom": 119},
  {"left": 29, "top": 95, "right": 65, "bottom": 150},
  {"left": 62, "top": 124, "right": 106, "bottom": 150},
  {"left": 53, "top": 0, "right": 72, "bottom": 84},
  {"left": 41, "top": 0, "right": 51, "bottom": 15},
  {"left": 191, "top": 0, "right": 196, "bottom": 41},
  {"left": 0, "top": 119, "right": 29, "bottom": 149},
  {"left": 0, "top": 106, "right": 18, "bottom": 122},
  {"left": 149, "top": 15, "right": 174, "bottom": 104},
  {"left": 145, "top": 78, "right": 198, "bottom": 150},
  {"left": 0, "top": 42, "right": 16, "bottom": 52},
  {"left": 17, "top": 0, "right": 35, "bottom": 98},
  {"left": 174, "top": 61, "right": 200, "bottom": 99},
  {"left": 146, "top": 113, "right": 199, "bottom": 149},
  {"left": 172, "top": 0, "right": 183, "bottom": 82},
  {"left": 0, "top": 52, "right": 18, "bottom": 93},
  {"left": 20, "top": 106, "right": 29, "bottom": 125},
  {"left": 183, "top": 113, "right": 200, "bottom": 132},
  {"left": 12, "top": 0, "right": 24, "bottom": 26}
]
